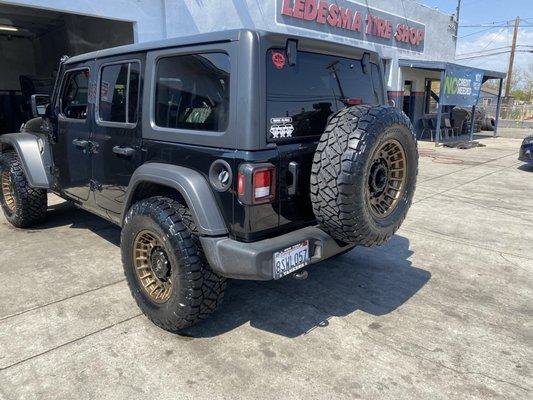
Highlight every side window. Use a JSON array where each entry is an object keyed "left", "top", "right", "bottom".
[
  {"left": 154, "top": 53, "right": 230, "bottom": 132},
  {"left": 99, "top": 62, "right": 140, "bottom": 124},
  {"left": 61, "top": 69, "right": 89, "bottom": 120}
]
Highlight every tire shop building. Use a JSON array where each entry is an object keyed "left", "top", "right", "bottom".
[{"left": 0, "top": 0, "right": 504, "bottom": 140}]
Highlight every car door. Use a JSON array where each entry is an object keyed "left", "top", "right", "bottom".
[
  {"left": 52, "top": 64, "right": 94, "bottom": 202},
  {"left": 91, "top": 57, "right": 143, "bottom": 220}
]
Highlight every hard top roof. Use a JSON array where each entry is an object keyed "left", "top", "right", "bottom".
[{"left": 65, "top": 29, "right": 379, "bottom": 65}]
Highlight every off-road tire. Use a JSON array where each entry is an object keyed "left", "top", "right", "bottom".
[
  {"left": 310, "top": 105, "right": 418, "bottom": 246},
  {"left": 0, "top": 151, "right": 47, "bottom": 228},
  {"left": 121, "top": 196, "right": 227, "bottom": 333}
]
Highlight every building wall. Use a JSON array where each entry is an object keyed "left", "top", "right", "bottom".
[
  {"left": 6, "top": 0, "right": 456, "bottom": 93},
  {"left": 2, "top": 0, "right": 166, "bottom": 42},
  {"left": 162, "top": 0, "right": 456, "bottom": 93},
  {"left": 3, "top": 0, "right": 458, "bottom": 137}
]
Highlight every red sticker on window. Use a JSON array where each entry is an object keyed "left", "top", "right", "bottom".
[{"left": 272, "top": 51, "right": 286, "bottom": 70}]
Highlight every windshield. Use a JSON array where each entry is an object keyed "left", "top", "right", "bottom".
[{"left": 266, "top": 50, "right": 384, "bottom": 142}]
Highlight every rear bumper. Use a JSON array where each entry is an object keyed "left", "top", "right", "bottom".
[{"left": 200, "top": 226, "right": 354, "bottom": 280}]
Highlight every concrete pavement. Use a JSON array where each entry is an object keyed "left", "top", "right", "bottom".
[{"left": 0, "top": 136, "right": 531, "bottom": 399}]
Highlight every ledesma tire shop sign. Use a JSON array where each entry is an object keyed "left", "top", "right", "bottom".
[{"left": 278, "top": 0, "right": 426, "bottom": 52}]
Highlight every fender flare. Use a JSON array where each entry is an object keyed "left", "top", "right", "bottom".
[
  {"left": 123, "top": 163, "right": 229, "bottom": 236},
  {"left": 0, "top": 133, "right": 52, "bottom": 189}
]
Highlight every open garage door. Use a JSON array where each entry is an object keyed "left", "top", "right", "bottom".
[{"left": 0, "top": 4, "right": 134, "bottom": 134}]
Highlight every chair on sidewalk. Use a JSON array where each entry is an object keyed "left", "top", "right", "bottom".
[
  {"left": 444, "top": 117, "right": 457, "bottom": 139},
  {"left": 430, "top": 117, "right": 449, "bottom": 140},
  {"left": 419, "top": 118, "right": 435, "bottom": 141}
]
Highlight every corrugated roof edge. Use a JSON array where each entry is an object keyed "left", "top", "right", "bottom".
[
  {"left": 399, "top": 59, "right": 506, "bottom": 80},
  {"left": 65, "top": 28, "right": 379, "bottom": 65}
]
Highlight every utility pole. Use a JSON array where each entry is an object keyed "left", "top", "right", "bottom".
[
  {"left": 455, "top": 0, "right": 462, "bottom": 52},
  {"left": 505, "top": 16, "right": 520, "bottom": 98}
]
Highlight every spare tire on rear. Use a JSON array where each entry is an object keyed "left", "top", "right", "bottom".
[{"left": 310, "top": 105, "right": 418, "bottom": 246}]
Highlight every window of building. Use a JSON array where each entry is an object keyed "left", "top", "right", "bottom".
[
  {"left": 61, "top": 69, "right": 89, "bottom": 120},
  {"left": 99, "top": 62, "right": 140, "bottom": 124},
  {"left": 154, "top": 53, "right": 230, "bottom": 132}
]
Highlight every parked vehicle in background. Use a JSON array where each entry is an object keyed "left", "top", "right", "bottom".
[
  {"left": 519, "top": 135, "right": 533, "bottom": 165},
  {"left": 0, "top": 30, "right": 418, "bottom": 333}
]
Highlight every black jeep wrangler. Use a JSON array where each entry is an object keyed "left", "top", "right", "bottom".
[{"left": 0, "top": 30, "right": 417, "bottom": 333}]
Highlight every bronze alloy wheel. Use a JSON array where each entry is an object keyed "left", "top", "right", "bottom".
[
  {"left": 133, "top": 230, "right": 173, "bottom": 303},
  {"left": 366, "top": 138, "right": 407, "bottom": 219},
  {"left": 1, "top": 170, "right": 16, "bottom": 213}
]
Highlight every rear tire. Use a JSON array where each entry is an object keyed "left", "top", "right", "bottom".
[
  {"left": 121, "top": 196, "right": 226, "bottom": 333},
  {"left": 0, "top": 151, "right": 47, "bottom": 228},
  {"left": 311, "top": 105, "right": 418, "bottom": 246}
]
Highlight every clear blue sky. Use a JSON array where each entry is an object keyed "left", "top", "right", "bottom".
[{"left": 417, "top": 0, "right": 533, "bottom": 72}]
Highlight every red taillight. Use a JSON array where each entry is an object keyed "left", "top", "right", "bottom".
[
  {"left": 237, "top": 163, "right": 276, "bottom": 205},
  {"left": 254, "top": 169, "right": 272, "bottom": 199},
  {"left": 252, "top": 167, "right": 276, "bottom": 203}
]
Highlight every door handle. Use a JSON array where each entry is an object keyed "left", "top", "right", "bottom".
[
  {"left": 113, "top": 146, "right": 136, "bottom": 158},
  {"left": 72, "top": 139, "right": 89, "bottom": 149}
]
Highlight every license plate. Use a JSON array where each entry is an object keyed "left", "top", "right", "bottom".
[{"left": 273, "top": 240, "right": 310, "bottom": 279}]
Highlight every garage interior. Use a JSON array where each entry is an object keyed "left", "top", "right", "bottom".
[{"left": 0, "top": 4, "right": 134, "bottom": 134}]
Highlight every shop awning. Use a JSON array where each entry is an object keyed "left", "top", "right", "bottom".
[
  {"left": 399, "top": 59, "right": 506, "bottom": 143},
  {"left": 398, "top": 59, "right": 506, "bottom": 80}
]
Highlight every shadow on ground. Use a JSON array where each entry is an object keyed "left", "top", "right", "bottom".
[
  {"left": 36, "top": 201, "right": 121, "bottom": 246},
  {"left": 184, "top": 234, "right": 430, "bottom": 338},
  {"left": 34, "top": 200, "right": 431, "bottom": 338}
]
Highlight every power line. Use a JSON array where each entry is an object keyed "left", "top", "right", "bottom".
[
  {"left": 459, "top": 25, "right": 504, "bottom": 38},
  {"left": 459, "top": 19, "right": 512, "bottom": 27},
  {"left": 477, "top": 27, "right": 507, "bottom": 52},
  {"left": 456, "top": 44, "right": 533, "bottom": 58},
  {"left": 460, "top": 24, "right": 533, "bottom": 27},
  {"left": 458, "top": 23, "right": 533, "bottom": 39},
  {"left": 458, "top": 17, "right": 533, "bottom": 27},
  {"left": 456, "top": 49, "right": 532, "bottom": 61}
]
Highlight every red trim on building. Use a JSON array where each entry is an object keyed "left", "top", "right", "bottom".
[
  {"left": 387, "top": 91, "right": 404, "bottom": 97},
  {"left": 411, "top": 91, "right": 425, "bottom": 96}
]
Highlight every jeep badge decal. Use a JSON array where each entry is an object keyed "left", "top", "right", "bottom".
[{"left": 271, "top": 51, "right": 286, "bottom": 69}]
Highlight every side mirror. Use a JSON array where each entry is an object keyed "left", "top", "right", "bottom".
[{"left": 30, "top": 94, "right": 50, "bottom": 118}]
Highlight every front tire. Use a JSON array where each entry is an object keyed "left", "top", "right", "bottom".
[
  {"left": 121, "top": 196, "right": 226, "bottom": 333},
  {"left": 0, "top": 151, "right": 47, "bottom": 228}
]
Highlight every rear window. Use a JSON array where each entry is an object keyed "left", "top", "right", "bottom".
[
  {"left": 154, "top": 53, "right": 230, "bottom": 132},
  {"left": 266, "top": 50, "right": 384, "bottom": 141}
]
